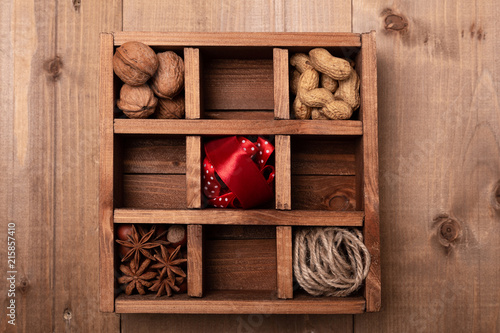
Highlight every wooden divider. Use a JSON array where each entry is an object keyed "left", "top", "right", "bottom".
[
  {"left": 274, "top": 48, "right": 293, "bottom": 299},
  {"left": 187, "top": 225, "right": 203, "bottom": 297},
  {"left": 184, "top": 48, "right": 204, "bottom": 297}
]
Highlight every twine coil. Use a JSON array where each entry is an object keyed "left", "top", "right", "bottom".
[{"left": 293, "top": 227, "right": 371, "bottom": 297}]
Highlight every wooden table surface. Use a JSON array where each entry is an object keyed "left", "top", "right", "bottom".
[{"left": 1, "top": 1, "right": 499, "bottom": 332}]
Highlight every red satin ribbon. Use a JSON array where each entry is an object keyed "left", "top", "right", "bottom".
[{"left": 203, "top": 136, "right": 274, "bottom": 209}]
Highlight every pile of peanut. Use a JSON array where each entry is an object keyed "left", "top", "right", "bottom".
[{"left": 290, "top": 49, "right": 359, "bottom": 120}]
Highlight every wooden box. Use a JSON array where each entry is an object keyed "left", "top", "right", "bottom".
[{"left": 99, "top": 32, "right": 380, "bottom": 314}]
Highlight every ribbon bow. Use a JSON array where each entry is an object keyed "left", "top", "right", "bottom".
[{"left": 203, "top": 136, "right": 275, "bottom": 209}]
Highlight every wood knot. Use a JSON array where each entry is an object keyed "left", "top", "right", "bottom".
[
  {"left": 44, "top": 56, "right": 63, "bottom": 80},
  {"left": 433, "top": 214, "right": 461, "bottom": 247},
  {"left": 440, "top": 220, "right": 460, "bottom": 242},
  {"left": 18, "top": 276, "right": 29, "bottom": 294},
  {"left": 327, "top": 194, "right": 351, "bottom": 211},
  {"left": 493, "top": 181, "right": 500, "bottom": 209},
  {"left": 63, "top": 308, "right": 73, "bottom": 321},
  {"left": 384, "top": 14, "right": 408, "bottom": 32}
]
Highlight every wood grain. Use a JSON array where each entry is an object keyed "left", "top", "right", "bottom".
[
  {"left": 292, "top": 175, "right": 357, "bottom": 211},
  {"left": 276, "top": 227, "right": 293, "bottom": 299},
  {"left": 114, "top": 119, "right": 363, "bottom": 135},
  {"left": 122, "top": 174, "right": 186, "bottom": 209},
  {"left": 114, "top": 209, "right": 364, "bottom": 226},
  {"left": 187, "top": 225, "right": 203, "bottom": 297},
  {"left": 99, "top": 33, "right": 116, "bottom": 314},
  {"left": 115, "top": 32, "right": 361, "bottom": 47},
  {"left": 291, "top": 137, "right": 357, "bottom": 175},
  {"left": 203, "top": 59, "right": 274, "bottom": 110},
  {"left": 186, "top": 136, "right": 202, "bottom": 209},
  {"left": 353, "top": 0, "right": 500, "bottom": 330},
  {"left": 184, "top": 48, "right": 201, "bottom": 119},
  {"left": 1, "top": 1, "right": 57, "bottom": 331},
  {"left": 273, "top": 48, "right": 290, "bottom": 119},
  {"left": 115, "top": 292, "right": 365, "bottom": 314},
  {"left": 205, "top": 239, "right": 277, "bottom": 292},
  {"left": 122, "top": 136, "right": 186, "bottom": 174},
  {"left": 275, "top": 135, "right": 291, "bottom": 210}
]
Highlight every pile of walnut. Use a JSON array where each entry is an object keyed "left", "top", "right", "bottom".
[
  {"left": 290, "top": 49, "right": 359, "bottom": 120},
  {"left": 113, "top": 41, "right": 185, "bottom": 119}
]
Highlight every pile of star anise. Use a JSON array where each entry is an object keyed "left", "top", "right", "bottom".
[{"left": 116, "top": 224, "right": 187, "bottom": 297}]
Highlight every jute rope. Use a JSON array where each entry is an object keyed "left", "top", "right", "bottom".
[{"left": 293, "top": 227, "right": 371, "bottom": 297}]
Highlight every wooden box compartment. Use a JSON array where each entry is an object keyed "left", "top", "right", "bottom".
[
  {"left": 118, "top": 135, "right": 187, "bottom": 209},
  {"left": 201, "top": 47, "right": 275, "bottom": 120},
  {"left": 100, "top": 32, "right": 380, "bottom": 314}
]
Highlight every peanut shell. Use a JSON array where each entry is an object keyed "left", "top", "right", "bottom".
[
  {"left": 308, "top": 48, "right": 352, "bottom": 80},
  {"left": 334, "top": 69, "right": 360, "bottom": 110},
  {"left": 290, "top": 53, "right": 313, "bottom": 73}
]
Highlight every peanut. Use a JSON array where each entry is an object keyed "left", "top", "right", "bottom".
[
  {"left": 321, "top": 100, "right": 353, "bottom": 120},
  {"left": 308, "top": 48, "right": 352, "bottom": 80},
  {"left": 334, "top": 69, "right": 360, "bottom": 110},
  {"left": 311, "top": 108, "right": 328, "bottom": 120},
  {"left": 321, "top": 74, "right": 338, "bottom": 93},
  {"left": 293, "top": 97, "right": 312, "bottom": 119},
  {"left": 300, "top": 88, "right": 353, "bottom": 120},
  {"left": 290, "top": 53, "right": 313, "bottom": 73},
  {"left": 290, "top": 69, "right": 301, "bottom": 95},
  {"left": 293, "top": 68, "right": 319, "bottom": 119}
]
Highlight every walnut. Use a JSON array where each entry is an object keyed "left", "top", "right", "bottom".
[
  {"left": 117, "top": 84, "right": 158, "bottom": 119},
  {"left": 156, "top": 94, "right": 185, "bottom": 119},
  {"left": 113, "top": 42, "right": 159, "bottom": 86},
  {"left": 150, "top": 51, "right": 184, "bottom": 99}
]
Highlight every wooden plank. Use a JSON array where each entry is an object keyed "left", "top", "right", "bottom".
[
  {"left": 292, "top": 137, "right": 356, "bottom": 176},
  {"left": 276, "top": 227, "right": 293, "bottom": 299},
  {"left": 115, "top": 293, "right": 365, "bottom": 314},
  {"left": 205, "top": 239, "right": 277, "bottom": 291},
  {"left": 186, "top": 136, "right": 202, "bottom": 209},
  {"left": 114, "top": 32, "right": 361, "bottom": 47},
  {"left": 114, "top": 209, "right": 364, "bottom": 226},
  {"left": 187, "top": 225, "right": 203, "bottom": 297},
  {"left": 1, "top": 1, "right": 57, "bottom": 330},
  {"left": 99, "top": 32, "right": 116, "bottom": 314},
  {"left": 353, "top": 1, "right": 500, "bottom": 330},
  {"left": 358, "top": 31, "right": 381, "bottom": 313},
  {"left": 205, "top": 225, "right": 276, "bottom": 240},
  {"left": 123, "top": 174, "right": 186, "bottom": 209},
  {"left": 275, "top": 135, "right": 291, "bottom": 210},
  {"left": 273, "top": 48, "right": 289, "bottom": 119},
  {"left": 292, "top": 175, "right": 356, "bottom": 211},
  {"left": 184, "top": 48, "right": 201, "bottom": 119},
  {"left": 203, "top": 59, "right": 274, "bottom": 110},
  {"left": 114, "top": 119, "right": 363, "bottom": 136},
  {"left": 123, "top": 136, "right": 186, "bottom": 174}
]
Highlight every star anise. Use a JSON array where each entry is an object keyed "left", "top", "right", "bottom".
[
  {"left": 118, "top": 258, "right": 158, "bottom": 295},
  {"left": 149, "top": 274, "right": 184, "bottom": 297},
  {"left": 116, "top": 225, "right": 160, "bottom": 262},
  {"left": 144, "top": 225, "right": 171, "bottom": 247},
  {"left": 151, "top": 245, "right": 187, "bottom": 281}
]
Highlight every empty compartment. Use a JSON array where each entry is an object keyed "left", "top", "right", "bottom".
[
  {"left": 291, "top": 136, "right": 357, "bottom": 210},
  {"left": 204, "top": 226, "right": 277, "bottom": 294},
  {"left": 200, "top": 47, "right": 274, "bottom": 120},
  {"left": 118, "top": 135, "right": 187, "bottom": 209}
]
